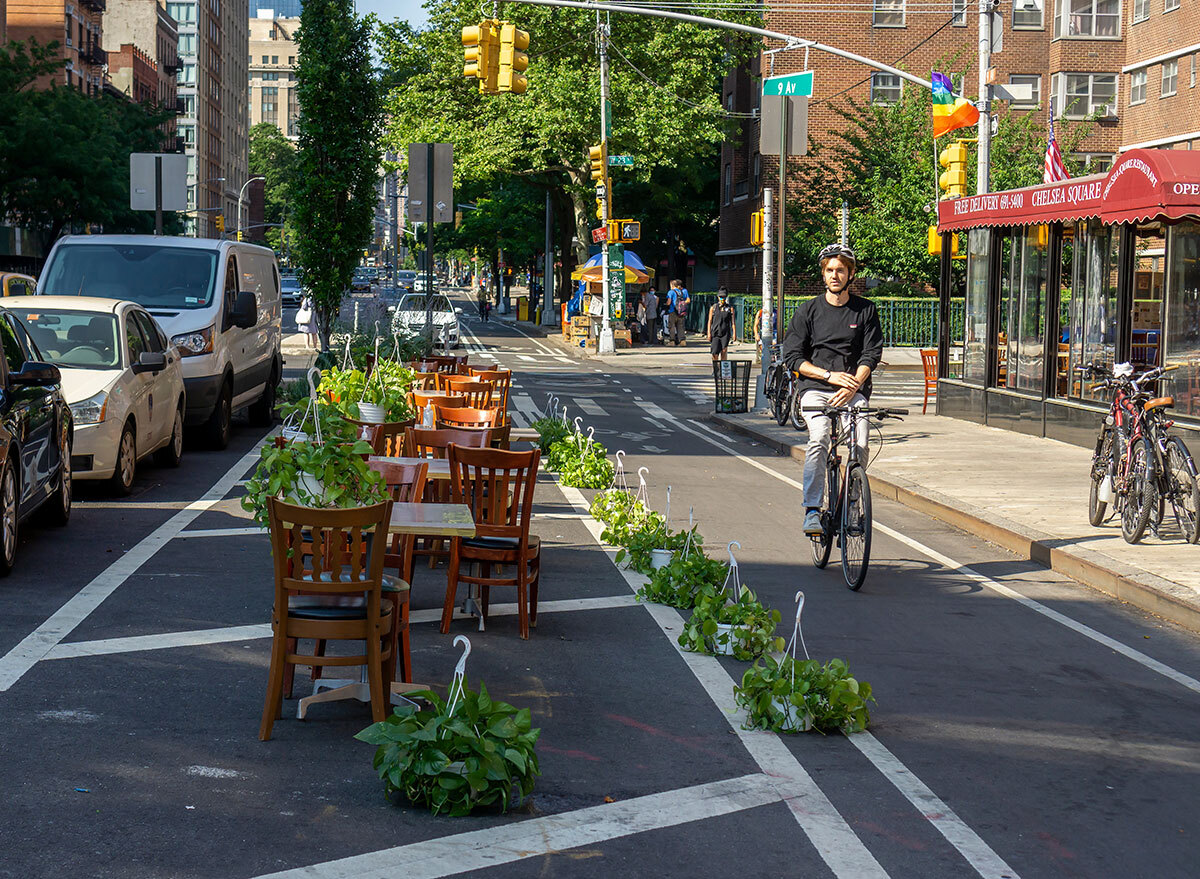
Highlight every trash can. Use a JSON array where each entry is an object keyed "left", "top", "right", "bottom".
[
  {"left": 517, "top": 296, "right": 529, "bottom": 321},
  {"left": 713, "top": 359, "right": 752, "bottom": 414}
]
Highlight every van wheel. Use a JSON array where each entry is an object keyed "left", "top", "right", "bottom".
[
  {"left": 205, "top": 380, "right": 232, "bottom": 450},
  {"left": 155, "top": 405, "right": 184, "bottom": 468},
  {"left": 0, "top": 462, "right": 18, "bottom": 577},
  {"left": 248, "top": 361, "right": 279, "bottom": 427},
  {"left": 111, "top": 423, "right": 136, "bottom": 496}
]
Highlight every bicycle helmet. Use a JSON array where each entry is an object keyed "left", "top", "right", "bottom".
[{"left": 817, "top": 243, "right": 857, "bottom": 268}]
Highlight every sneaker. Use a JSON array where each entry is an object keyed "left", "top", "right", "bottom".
[{"left": 803, "top": 508, "right": 823, "bottom": 536}]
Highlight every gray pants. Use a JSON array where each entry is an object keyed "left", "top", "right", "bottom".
[
  {"left": 800, "top": 389, "right": 869, "bottom": 509},
  {"left": 667, "top": 312, "right": 686, "bottom": 343},
  {"left": 641, "top": 317, "right": 657, "bottom": 344}
]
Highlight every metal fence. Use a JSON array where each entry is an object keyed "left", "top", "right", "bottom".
[{"left": 682, "top": 294, "right": 965, "bottom": 348}]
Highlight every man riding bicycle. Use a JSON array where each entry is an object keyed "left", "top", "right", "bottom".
[{"left": 782, "top": 244, "right": 884, "bottom": 536}]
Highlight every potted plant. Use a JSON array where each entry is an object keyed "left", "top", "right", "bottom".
[
  {"left": 678, "top": 584, "right": 783, "bottom": 661},
  {"left": 358, "top": 358, "right": 415, "bottom": 423},
  {"left": 735, "top": 656, "right": 874, "bottom": 734},
  {"left": 612, "top": 512, "right": 681, "bottom": 574},
  {"left": 589, "top": 487, "right": 637, "bottom": 525},
  {"left": 558, "top": 440, "right": 614, "bottom": 489},
  {"left": 532, "top": 415, "right": 569, "bottom": 454},
  {"left": 637, "top": 542, "right": 724, "bottom": 609}
]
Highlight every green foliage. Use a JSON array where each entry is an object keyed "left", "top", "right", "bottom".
[
  {"left": 291, "top": 0, "right": 383, "bottom": 348},
  {"left": 532, "top": 416, "right": 570, "bottom": 455},
  {"left": 331, "top": 327, "right": 432, "bottom": 370},
  {"left": 616, "top": 517, "right": 688, "bottom": 575},
  {"left": 678, "top": 585, "right": 783, "bottom": 662},
  {"left": 249, "top": 122, "right": 297, "bottom": 250},
  {"left": 554, "top": 438, "right": 615, "bottom": 489},
  {"left": 600, "top": 501, "right": 664, "bottom": 551},
  {"left": 637, "top": 544, "right": 726, "bottom": 609},
  {"left": 588, "top": 488, "right": 636, "bottom": 525},
  {"left": 277, "top": 377, "right": 311, "bottom": 407},
  {"left": 735, "top": 655, "right": 874, "bottom": 734},
  {"left": 240, "top": 437, "right": 386, "bottom": 528},
  {"left": 316, "top": 363, "right": 415, "bottom": 423},
  {"left": 355, "top": 682, "right": 541, "bottom": 816}
]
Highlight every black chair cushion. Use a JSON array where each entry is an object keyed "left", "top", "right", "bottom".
[{"left": 461, "top": 535, "right": 520, "bottom": 551}]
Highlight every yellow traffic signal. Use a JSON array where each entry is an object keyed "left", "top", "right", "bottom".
[
  {"left": 938, "top": 141, "right": 969, "bottom": 199},
  {"left": 498, "top": 22, "right": 529, "bottom": 94},
  {"left": 462, "top": 20, "right": 499, "bottom": 94},
  {"left": 750, "top": 210, "right": 764, "bottom": 247},
  {"left": 214, "top": 213, "right": 225, "bottom": 234},
  {"left": 588, "top": 144, "right": 607, "bottom": 184},
  {"left": 608, "top": 219, "right": 640, "bottom": 242},
  {"left": 926, "top": 225, "right": 960, "bottom": 256},
  {"left": 595, "top": 198, "right": 604, "bottom": 220}
]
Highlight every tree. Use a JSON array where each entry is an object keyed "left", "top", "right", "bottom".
[
  {"left": 249, "top": 122, "right": 296, "bottom": 251},
  {"left": 290, "top": 0, "right": 383, "bottom": 349}
]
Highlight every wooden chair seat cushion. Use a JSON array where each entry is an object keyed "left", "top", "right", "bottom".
[
  {"left": 286, "top": 597, "right": 395, "bottom": 621},
  {"left": 460, "top": 535, "right": 540, "bottom": 555}
]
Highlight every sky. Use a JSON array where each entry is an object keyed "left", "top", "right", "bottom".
[{"left": 359, "top": 0, "right": 428, "bottom": 28}]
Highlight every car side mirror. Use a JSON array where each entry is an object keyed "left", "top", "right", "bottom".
[
  {"left": 233, "top": 291, "right": 257, "bottom": 329},
  {"left": 10, "top": 361, "right": 61, "bottom": 387},
  {"left": 454, "top": 307, "right": 463, "bottom": 314},
  {"left": 132, "top": 351, "right": 167, "bottom": 374}
]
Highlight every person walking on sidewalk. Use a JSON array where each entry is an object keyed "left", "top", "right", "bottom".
[
  {"left": 782, "top": 244, "right": 883, "bottom": 537},
  {"left": 642, "top": 288, "right": 659, "bottom": 345},
  {"left": 707, "top": 288, "right": 735, "bottom": 361},
  {"left": 666, "top": 280, "right": 690, "bottom": 346}
]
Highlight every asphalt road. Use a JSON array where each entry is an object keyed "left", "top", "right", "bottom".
[{"left": 0, "top": 291, "right": 1197, "bottom": 879}]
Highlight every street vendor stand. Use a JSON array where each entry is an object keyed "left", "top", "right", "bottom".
[{"left": 565, "top": 249, "right": 654, "bottom": 350}]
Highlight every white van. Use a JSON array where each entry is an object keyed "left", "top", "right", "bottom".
[{"left": 36, "top": 235, "right": 282, "bottom": 448}]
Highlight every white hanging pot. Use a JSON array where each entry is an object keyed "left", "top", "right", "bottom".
[
  {"left": 650, "top": 548, "right": 673, "bottom": 569},
  {"left": 709, "top": 622, "right": 737, "bottom": 656},
  {"left": 770, "top": 698, "right": 814, "bottom": 732},
  {"left": 296, "top": 472, "right": 325, "bottom": 504},
  {"left": 281, "top": 426, "right": 309, "bottom": 443},
  {"left": 357, "top": 402, "right": 386, "bottom": 423}
]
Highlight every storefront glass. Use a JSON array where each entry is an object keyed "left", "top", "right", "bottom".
[
  {"left": 1055, "top": 225, "right": 1074, "bottom": 396},
  {"left": 1066, "top": 219, "right": 1119, "bottom": 401},
  {"left": 1164, "top": 221, "right": 1200, "bottom": 419},
  {"left": 997, "top": 225, "right": 1049, "bottom": 392},
  {"left": 1131, "top": 224, "right": 1166, "bottom": 367},
  {"left": 963, "top": 228, "right": 990, "bottom": 384}
]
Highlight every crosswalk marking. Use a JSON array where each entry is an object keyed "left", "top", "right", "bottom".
[
  {"left": 517, "top": 354, "right": 536, "bottom": 362},
  {"left": 668, "top": 375, "right": 712, "bottom": 405},
  {"left": 574, "top": 397, "right": 608, "bottom": 416}
]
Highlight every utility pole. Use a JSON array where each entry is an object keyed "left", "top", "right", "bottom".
[
  {"left": 977, "top": 0, "right": 992, "bottom": 195},
  {"left": 543, "top": 190, "right": 556, "bottom": 327},
  {"left": 756, "top": 187, "right": 773, "bottom": 412},
  {"left": 596, "top": 11, "right": 615, "bottom": 355}
]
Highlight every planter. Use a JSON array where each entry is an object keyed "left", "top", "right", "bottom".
[
  {"left": 297, "top": 472, "right": 325, "bottom": 503},
  {"left": 357, "top": 402, "right": 386, "bottom": 423},
  {"left": 709, "top": 622, "right": 737, "bottom": 656},
  {"left": 281, "top": 426, "right": 310, "bottom": 443},
  {"left": 770, "top": 698, "right": 814, "bottom": 732},
  {"left": 650, "top": 548, "right": 673, "bottom": 570}
]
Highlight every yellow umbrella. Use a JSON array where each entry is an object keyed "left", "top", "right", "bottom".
[{"left": 570, "top": 264, "right": 650, "bottom": 283}]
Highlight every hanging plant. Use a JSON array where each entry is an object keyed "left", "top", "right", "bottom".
[
  {"left": 589, "top": 488, "right": 637, "bottom": 525},
  {"left": 735, "top": 656, "right": 874, "bottom": 734},
  {"left": 637, "top": 542, "right": 724, "bottom": 608},
  {"left": 557, "top": 440, "right": 614, "bottom": 489},
  {"left": 677, "top": 584, "right": 783, "bottom": 661},
  {"left": 532, "top": 416, "right": 569, "bottom": 454}
]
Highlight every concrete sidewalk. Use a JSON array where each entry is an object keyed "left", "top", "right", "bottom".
[{"left": 711, "top": 408, "right": 1200, "bottom": 633}]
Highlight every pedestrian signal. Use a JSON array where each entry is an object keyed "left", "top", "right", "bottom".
[
  {"left": 750, "top": 210, "right": 764, "bottom": 247},
  {"left": 938, "top": 141, "right": 969, "bottom": 199},
  {"left": 608, "top": 219, "right": 640, "bottom": 242},
  {"left": 498, "top": 23, "right": 529, "bottom": 94}
]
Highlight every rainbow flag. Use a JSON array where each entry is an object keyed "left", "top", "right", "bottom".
[{"left": 932, "top": 71, "right": 980, "bottom": 138}]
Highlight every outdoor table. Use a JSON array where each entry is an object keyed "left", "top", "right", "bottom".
[
  {"left": 370, "top": 455, "right": 451, "bottom": 481},
  {"left": 509, "top": 427, "right": 540, "bottom": 444}
]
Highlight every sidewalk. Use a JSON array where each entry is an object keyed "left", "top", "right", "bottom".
[{"left": 709, "top": 407, "right": 1200, "bottom": 632}]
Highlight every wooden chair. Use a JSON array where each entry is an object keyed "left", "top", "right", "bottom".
[
  {"left": 262, "top": 498, "right": 394, "bottom": 740},
  {"left": 344, "top": 417, "right": 415, "bottom": 457},
  {"left": 411, "top": 370, "right": 439, "bottom": 391},
  {"left": 473, "top": 369, "right": 512, "bottom": 426},
  {"left": 424, "top": 355, "right": 459, "bottom": 374},
  {"left": 410, "top": 391, "right": 466, "bottom": 427},
  {"left": 440, "top": 376, "right": 494, "bottom": 409},
  {"left": 919, "top": 348, "right": 937, "bottom": 414},
  {"left": 404, "top": 427, "right": 490, "bottom": 569},
  {"left": 370, "top": 460, "right": 428, "bottom": 682},
  {"left": 442, "top": 446, "right": 542, "bottom": 639},
  {"left": 436, "top": 405, "right": 500, "bottom": 430}
]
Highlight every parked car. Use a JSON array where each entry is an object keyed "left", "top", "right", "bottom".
[
  {"left": 395, "top": 270, "right": 417, "bottom": 293},
  {"left": 36, "top": 235, "right": 282, "bottom": 449},
  {"left": 0, "top": 305, "right": 72, "bottom": 574},
  {"left": 389, "top": 293, "right": 461, "bottom": 347},
  {"left": 8, "top": 298, "right": 185, "bottom": 495},
  {"left": 280, "top": 275, "right": 303, "bottom": 307},
  {"left": 0, "top": 272, "right": 36, "bottom": 297}
]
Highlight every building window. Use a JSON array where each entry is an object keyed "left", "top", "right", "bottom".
[
  {"left": 1013, "top": 0, "right": 1044, "bottom": 27},
  {"left": 1162, "top": 60, "right": 1178, "bottom": 96},
  {"left": 262, "top": 86, "right": 278, "bottom": 124},
  {"left": 287, "top": 87, "right": 299, "bottom": 136},
  {"left": 1164, "top": 0, "right": 1179, "bottom": 9},
  {"left": 1130, "top": 70, "right": 1147, "bottom": 103},
  {"left": 870, "top": 72, "right": 902, "bottom": 104},
  {"left": 288, "top": 55, "right": 295, "bottom": 64},
  {"left": 1053, "top": 0, "right": 1121, "bottom": 37},
  {"left": 1009, "top": 74, "right": 1041, "bottom": 106},
  {"left": 261, "top": 71, "right": 279, "bottom": 80},
  {"left": 165, "top": 1, "right": 195, "bottom": 22},
  {"left": 1073, "top": 152, "right": 1114, "bottom": 172},
  {"left": 752, "top": 153, "right": 761, "bottom": 194},
  {"left": 179, "top": 122, "right": 195, "bottom": 146},
  {"left": 1132, "top": 0, "right": 1148, "bottom": 20},
  {"left": 724, "top": 164, "right": 732, "bottom": 205},
  {"left": 1052, "top": 72, "right": 1118, "bottom": 117},
  {"left": 873, "top": 0, "right": 905, "bottom": 26},
  {"left": 952, "top": 0, "right": 967, "bottom": 25},
  {"left": 178, "top": 62, "right": 196, "bottom": 85},
  {"left": 178, "top": 33, "right": 195, "bottom": 54},
  {"left": 271, "top": 55, "right": 278, "bottom": 64},
  {"left": 261, "top": 54, "right": 269, "bottom": 64}
]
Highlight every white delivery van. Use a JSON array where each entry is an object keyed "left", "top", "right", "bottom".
[{"left": 36, "top": 235, "right": 282, "bottom": 448}]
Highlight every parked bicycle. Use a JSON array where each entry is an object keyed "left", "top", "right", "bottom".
[
  {"left": 762, "top": 345, "right": 795, "bottom": 427},
  {"left": 803, "top": 403, "right": 907, "bottom": 590}
]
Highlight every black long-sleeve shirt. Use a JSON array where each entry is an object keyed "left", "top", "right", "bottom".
[{"left": 782, "top": 294, "right": 884, "bottom": 399}]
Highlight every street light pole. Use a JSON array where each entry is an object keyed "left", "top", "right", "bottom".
[
  {"left": 597, "top": 13, "right": 614, "bottom": 355},
  {"left": 238, "top": 176, "right": 266, "bottom": 242}
]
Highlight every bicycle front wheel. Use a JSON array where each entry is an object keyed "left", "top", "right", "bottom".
[
  {"left": 1165, "top": 436, "right": 1200, "bottom": 544},
  {"left": 841, "top": 465, "right": 872, "bottom": 591},
  {"left": 1121, "top": 438, "right": 1158, "bottom": 544},
  {"left": 1088, "top": 427, "right": 1114, "bottom": 527}
]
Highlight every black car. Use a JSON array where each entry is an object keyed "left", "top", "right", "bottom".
[{"left": 0, "top": 307, "right": 72, "bottom": 574}]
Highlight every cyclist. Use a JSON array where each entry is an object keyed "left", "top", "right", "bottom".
[{"left": 782, "top": 243, "right": 884, "bottom": 536}]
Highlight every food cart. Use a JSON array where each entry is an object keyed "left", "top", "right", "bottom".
[{"left": 565, "top": 249, "right": 654, "bottom": 350}]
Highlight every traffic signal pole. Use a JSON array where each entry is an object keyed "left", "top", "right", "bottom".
[
  {"left": 755, "top": 187, "right": 773, "bottom": 412},
  {"left": 596, "top": 13, "right": 615, "bottom": 356}
]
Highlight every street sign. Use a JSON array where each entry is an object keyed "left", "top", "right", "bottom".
[
  {"left": 407, "top": 143, "right": 454, "bottom": 223},
  {"left": 607, "top": 243, "right": 624, "bottom": 319},
  {"left": 608, "top": 155, "right": 634, "bottom": 167},
  {"left": 759, "top": 95, "right": 809, "bottom": 158},
  {"left": 130, "top": 153, "right": 187, "bottom": 211},
  {"left": 592, "top": 226, "right": 608, "bottom": 244},
  {"left": 762, "top": 70, "right": 813, "bottom": 97}
]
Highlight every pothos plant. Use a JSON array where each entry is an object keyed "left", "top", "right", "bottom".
[
  {"left": 637, "top": 541, "right": 724, "bottom": 609},
  {"left": 355, "top": 682, "right": 541, "bottom": 816},
  {"left": 240, "top": 437, "right": 386, "bottom": 528},
  {"left": 589, "top": 488, "right": 636, "bottom": 525},
  {"left": 616, "top": 517, "right": 691, "bottom": 575},
  {"left": 734, "top": 656, "right": 874, "bottom": 734},
  {"left": 532, "top": 416, "right": 570, "bottom": 454},
  {"left": 601, "top": 503, "right": 664, "bottom": 557},
  {"left": 319, "top": 364, "right": 414, "bottom": 423},
  {"left": 557, "top": 440, "right": 614, "bottom": 489},
  {"left": 678, "top": 585, "right": 784, "bottom": 662}
]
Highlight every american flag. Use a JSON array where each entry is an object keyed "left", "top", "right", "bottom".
[{"left": 1044, "top": 110, "right": 1070, "bottom": 184}]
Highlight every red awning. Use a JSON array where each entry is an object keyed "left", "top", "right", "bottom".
[{"left": 937, "top": 148, "right": 1200, "bottom": 232}]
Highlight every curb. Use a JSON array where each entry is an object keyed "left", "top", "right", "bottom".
[{"left": 709, "top": 412, "right": 1200, "bottom": 635}]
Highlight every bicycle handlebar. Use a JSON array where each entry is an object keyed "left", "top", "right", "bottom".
[{"left": 801, "top": 405, "right": 908, "bottom": 417}]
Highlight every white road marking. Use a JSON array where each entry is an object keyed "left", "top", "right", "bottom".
[
  {"left": 517, "top": 354, "right": 536, "bottom": 362},
  {"left": 174, "top": 527, "right": 264, "bottom": 539},
  {"left": 0, "top": 441, "right": 267, "bottom": 692},
  {"left": 575, "top": 397, "right": 608, "bottom": 416},
  {"left": 252, "top": 774, "right": 786, "bottom": 879}
]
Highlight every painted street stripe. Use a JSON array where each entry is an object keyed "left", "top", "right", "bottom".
[
  {"left": 174, "top": 527, "right": 265, "bottom": 539},
  {"left": 0, "top": 440, "right": 268, "bottom": 692},
  {"left": 516, "top": 354, "right": 536, "bottom": 362},
  {"left": 253, "top": 774, "right": 783, "bottom": 879},
  {"left": 574, "top": 397, "right": 608, "bottom": 417}
]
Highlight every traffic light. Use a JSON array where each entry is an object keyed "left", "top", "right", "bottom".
[
  {"left": 214, "top": 213, "right": 224, "bottom": 234},
  {"left": 498, "top": 22, "right": 529, "bottom": 94},
  {"left": 461, "top": 19, "right": 500, "bottom": 94},
  {"left": 750, "top": 210, "right": 764, "bottom": 247},
  {"left": 926, "top": 225, "right": 960, "bottom": 256},
  {"left": 938, "top": 141, "right": 969, "bottom": 199},
  {"left": 608, "top": 219, "right": 640, "bottom": 242},
  {"left": 588, "top": 144, "right": 607, "bottom": 184}
]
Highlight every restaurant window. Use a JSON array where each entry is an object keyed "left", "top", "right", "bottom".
[
  {"left": 1130, "top": 70, "right": 1147, "bottom": 104},
  {"left": 952, "top": 0, "right": 967, "bottom": 25},
  {"left": 1131, "top": 224, "right": 1166, "bottom": 368},
  {"left": 1132, "top": 0, "right": 1148, "bottom": 21},
  {"left": 1053, "top": 0, "right": 1121, "bottom": 37},
  {"left": 1164, "top": 222, "right": 1200, "bottom": 419},
  {"left": 1162, "top": 60, "right": 1178, "bottom": 97},
  {"left": 996, "top": 226, "right": 1049, "bottom": 392},
  {"left": 873, "top": 0, "right": 905, "bottom": 27},
  {"left": 870, "top": 73, "right": 902, "bottom": 105},
  {"left": 1009, "top": 74, "right": 1041, "bottom": 107},
  {"left": 1066, "top": 220, "right": 1120, "bottom": 401},
  {"left": 963, "top": 229, "right": 991, "bottom": 385},
  {"left": 1014, "top": 0, "right": 1045, "bottom": 26},
  {"left": 1052, "top": 72, "right": 1118, "bottom": 118}
]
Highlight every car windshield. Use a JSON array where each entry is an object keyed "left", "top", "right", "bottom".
[
  {"left": 400, "top": 295, "right": 451, "bottom": 313},
  {"left": 281, "top": 279, "right": 301, "bottom": 291},
  {"left": 40, "top": 243, "right": 219, "bottom": 310},
  {"left": 397, "top": 272, "right": 416, "bottom": 281},
  {"left": 9, "top": 308, "right": 120, "bottom": 369}
]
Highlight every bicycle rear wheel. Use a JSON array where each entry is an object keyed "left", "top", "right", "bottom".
[
  {"left": 772, "top": 371, "right": 791, "bottom": 426},
  {"left": 1088, "top": 427, "right": 1114, "bottom": 527},
  {"left": 790, "top": 385, "right": 806, "bottom": 431},
  {"left": 1165, "top": 436, "right": 1200, "bottom": 544},
  {"left": 841, "top": 465, "right": 872, "bottom": 591},
  {"left": 1120, "top": 438, "right": 1158, "bottom": 544},
  {"left": 810, "top": 465, "right": 834, "bottom": 568}
]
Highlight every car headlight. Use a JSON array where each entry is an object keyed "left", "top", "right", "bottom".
[
  {"left": 70, "top": 390, "right": 108, "bottom": 425},
  {"left": 171, "top": 325, "right": 214, "bottom": 356}
]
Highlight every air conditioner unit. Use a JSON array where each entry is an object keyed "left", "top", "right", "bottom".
[
  {"left": 65, "top": 37, "right": 73, "bottom": 47},
  {"left": 66, "top": 4, "right": 74, "bottom": 13}
]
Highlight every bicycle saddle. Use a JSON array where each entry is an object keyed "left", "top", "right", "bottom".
[{"left": 1143, "top": 396, "right": 1174, "bottom": 412}]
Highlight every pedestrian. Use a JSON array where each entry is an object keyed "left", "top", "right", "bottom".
[
  {"left": 295, "top": 295, "right": 318, "bottom": 349},
  {"left": 708, "top": 288, "right": 735, "bottom": 361},
  {"left": 781, "top": 244, "right": 884, "bottom": 537},
  {"left": 642, "top": 287, "right": 659, "bottom": 345},
  {"left": 666, "top": 279, "right": 690, "bottom": 346},
  {"left": 482, "top": 297, "right": 492, "bottom": 322}
]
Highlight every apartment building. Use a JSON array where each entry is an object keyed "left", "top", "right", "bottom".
[
  {"left": 1120, "top": 0, "right": 1200, "bottom": 149},
  {"left": 248, "top": 10, "right": 299, "bottom": 139},
  {"left": 7, "top": 0, "right": 108, "bottom": 94},
  {"left": 717, "top": 0, "right": 1128, "bottom": 295},
  {"left": 106, "top": 43, "right": 154, "bottom": 102},
  {"left": 103, "top": 0, "right": 181, "bottom": 141}
]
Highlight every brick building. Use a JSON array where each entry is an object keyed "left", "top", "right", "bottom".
[
  {"left": 103, "top": 0, "right": 181, "bottom": 141},
  {"left": 7, "top": 0, "right": 108, "bottom": 94},
  {"left": 1120, "top": 0, "right": 1200, "bottom": 149},
  {"left": 106, "top": 42, "right": 155, "bottom": 103},
  {"left": 717, "top": 0, "right": 1135, "bottom": 295}
]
